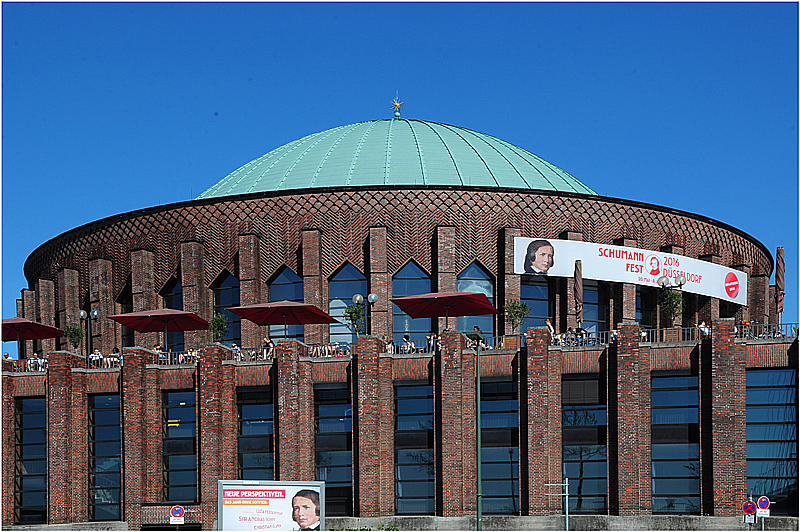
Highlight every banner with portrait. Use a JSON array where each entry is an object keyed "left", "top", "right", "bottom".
[
  {"left": 514, "top": 237, "right": 748, "bottom": 304},
  {"left": 218, "top": 480, "right": 325, "bottom": 531}
]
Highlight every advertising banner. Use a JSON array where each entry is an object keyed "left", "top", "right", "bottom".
[
  {"left": 514, "top": 237, "right": 747, "bottom": 304},
  {"left": 218, "top": 480, "right": 325, "bottom": 531}
]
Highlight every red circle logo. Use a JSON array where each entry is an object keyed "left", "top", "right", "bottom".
[{"left": 725, "top": 272, "right": 740, "bottom": 298}]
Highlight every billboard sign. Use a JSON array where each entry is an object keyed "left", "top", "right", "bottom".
[
  {"left": 218, "top": 480, "right": 325, "bottom": 531},
  {"left": 514, "top": 237, "right": 748, "bottom": 304}
]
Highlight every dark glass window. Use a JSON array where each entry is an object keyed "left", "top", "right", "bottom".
[
  {"left": 651, "top": 371, "right": 700, "bottom": 515},
  {"left": 238, "top": 386, "right": 274, "bottom": 480},
  {"left": 117, "top": 280, "right": 134, "bottom": 349},
  {"left": 636, "top": 286, "right": 657, "bottom": 329},
  {"left": 520, "top": 276, "right": 550, "bottom": 334},
  {"left": 269, "top": 267, "right": 304, "bottom": 341},
  {"left": 14, "top": 397, "right": 47, "bottom": 524},
  {"left": 89, "top": 394, "right": 121, "bottom": 521},
  {"left": 163, "top": 277, "right": 185, "bottom": 352},
  {"left": 457, "top": 262, "right": 495, "bottom": 337},
  {"left": 395, "top": 381, "right": 435, "bottom": 515},
  {"left": 581, "top": 280, "right": 606, "bottom": 334},
  {"left": 315, "top": 384, "right": 352, "bottom": 516},
  {"left": 329, "top": 263, "right": 367, "bottom": 345},
  {"left": 481, "top": 378, "right": 519, "bottom": 515},
  {"left": 746, "top": 369, "right": 798, "bottom": 516},
  {"left": 163, "top": 390, "right": 197, "bottom": 502},
  {"left": 392, "top": 262, "right": 432, "bottom": 346},
  {"left": 213, "top": 272, "right": 241, "bottom": 347},
  {"left": 562, "top": 374, "right": 607, "bottom": 514}
]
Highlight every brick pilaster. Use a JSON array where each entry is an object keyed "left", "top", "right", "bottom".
[
  {"left": 502, "top": 227, "right": 522, "bottom": 335},
  {"left": 709, "top": 318, "right": 746, "bottom": 515},
  {"left": 435, "top": 227, "right": 457, "bottom": 330},
  {"left": 2, "top": 368, "right": 16, "bottom": 526},
  {"left": 88, "top": 258, "right": 114, "bottom": 354},
  {"left": 276, "top": 341, "right": 314, "bottom": 481},
  {"left": 239, "top": 233, "right": 264, "bottom": 349},
  {"left": 302, "top": 230, "right": 324, "bottom": 345},
  {"left": 199, "top": 344, "right": 225, "bottom": 528},
  {"left": 562, "top": 231, "right": 585, "bottom": 329},
  {"left": 68, "top": 361, "right": 88, "bottom": 523},
  {"left": 20, "top": 289, "right": 36, "bottom": 359},
  {"left": 181, "top": 240, "right": 209, "bottom": 349},
  {"left": 121, "top": 348, "right": 148, "bottom": 529},
  {"left": 57, "top": 269, "right": 81, "bottom": 352},
  {"left": 368, "top": 227, "right": 389, "bottom": 340},
  {"left": 34, "top": 279, "right": 57, "bottom": 354},
  {"left": 131, "top": 249, "right": 158, "bottom": 349}
]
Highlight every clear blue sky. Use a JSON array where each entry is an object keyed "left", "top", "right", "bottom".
[{"left": 3, "top": 2, "right": 797, "bottom": 357}]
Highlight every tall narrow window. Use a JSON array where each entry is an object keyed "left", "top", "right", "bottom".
[
  {"left": 163, "top": 277, "right": 185, "bottom": 352},
  {"left": 636, "top": 286, "right": 657, "bottom": 329},
  {"left": 746, "top": 369, "right": 798, "bottom": 516},
  {"left": 269, "top": 267, "right": 304, "bottom": 341},
  {"left": 329, "top": 264, "right": 367, "bottom": 345},
  {"left": 315, "top": 383, "right": 352, "bottom": 516},
  {"left": 238, "top": 386, "right": 274, "bottom": 480},
  {"left": 392, "top": 262, "right": 431, "bottom": 346},
  {"left": 581, "top": 280, "right": 606, "bottom": 334},
  {"left": 395, "top": 380, "right": 435, "bottom": 515},
  {"left": 89, "top": 394, "right": 121, "bottom": 520},
  {"left": 457, "top": 262, "right": 495, "bottom": 336},
  {"left": 481, "top": 378, "right": 519, "bottom": 515},
  {"left": 14, "top": 397, "right": 47, "bottom": 524},
  {"left": 562, "top": 374, "right": 607, "bottom": 514},
  {"left": 651, "top": 371, "right": 700, "bottom": 514},
  {"left": 117, "top": 281, "right": 134, "bottom": 349},
  {"left": 213, "top": 272, "right": 241, "bottom": 347},
  {"left": 162, "top": 390, "right": 197, "bottom": 502},
  {"left": 520, "top": 276, "right": 550, "bottom": 333}
]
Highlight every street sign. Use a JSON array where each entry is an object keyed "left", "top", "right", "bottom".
[
  {"left": 743, "top": 501, "right": 757, "bottom": 515},
  {"left": 170, "top": 505, "right": 185, "bottom": 525},
  {"left": 756, "top": 508, "right": 770, "bottom": 518},
  {"left": 757, "top": 496, "right": 770, "bottom": 509},
  {"left": 744, "top": 514, "right": 755, "bottom": 524}
]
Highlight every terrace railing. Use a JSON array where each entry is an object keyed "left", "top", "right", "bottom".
[{"left": 736, "top": 322, "right": 798, "bottom": 340}]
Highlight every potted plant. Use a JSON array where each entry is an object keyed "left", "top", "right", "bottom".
[
  {"left": 208, "top": 312, "right": 229, "bottom": 343},
  {"left": 344, "top": 303, "right": 365, "bottom": 337},
  {"left": 63, "top": 324, "right": 84, "bottom": 353},
  {"left": 503, "top": 300, "right": 530, "bottom": 349}
]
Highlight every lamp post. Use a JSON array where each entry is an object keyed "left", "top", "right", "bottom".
[
  {"left": 352, "top": 293, "right": 378, "bottom": 336},
  {"left": 657, "top": 274, "right": 686, "bottom": 327},
  {"left": 78, "top": 309, "right": 101, "bottom": 358}
]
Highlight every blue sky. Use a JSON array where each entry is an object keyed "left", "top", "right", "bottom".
[{"left": 2, "top": 2, "right": 797, "bottom": 357}]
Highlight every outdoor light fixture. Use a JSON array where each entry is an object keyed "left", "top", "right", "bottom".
[
  {"left": 78, "top": 309, "right": 101, "bottom": 358},
  {"left": 657, "top": 274, "right": 686, "bottom": 290},
  {"left": 352, "top": 293, "right": 378, "bottom": 335}
]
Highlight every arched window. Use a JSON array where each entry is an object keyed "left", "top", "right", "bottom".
[
  {"left": 520, "top": 276, "right": 550, "bottom": 334},
  {"left": 328, "top": 263, "right": 367, "bottom": 345},
  {"left": 269, "top": 267, "right": 304, "bottom": 341},
  {"left": 457, "top": 262, "right": 495, "bottom": 336},
  {"left": 212, "top": 272, "right": 241, "bottom": 346},
  {"left": 392, "top": 262, "right": 431, "bottom": 346},
  {"left": 162, "top": 277, "right": 185, "bottom": 352}
]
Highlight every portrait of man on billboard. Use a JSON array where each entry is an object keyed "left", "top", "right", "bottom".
[
  {"left": 524, "top": 239, "right": 555, "bottom": 274},
  {"left": 292, "top": 489, "right": 321, "bottom": 530}
]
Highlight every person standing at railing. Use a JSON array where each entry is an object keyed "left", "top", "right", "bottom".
[
  {"left": 697, "top": 321, "right": 711, "bottom": 339},
  {"left": 401, "top": 334, "right": 415, "bottom": 353},
  {"left": 262, "top": 337, "right": 275, "bottom": 359}
]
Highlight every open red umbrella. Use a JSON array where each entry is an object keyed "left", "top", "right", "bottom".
[
  {"left": 108, "top": 309, "right": 208, "bottom": 347},
  {"left": 2, "top": 317, "right": 65, "bottom": 342},
  {"left": 391, "top": 292, "right": 498, "bottom": 323},
  {"left": 228, "top": 301, "right": 338, "bottom": 339}
]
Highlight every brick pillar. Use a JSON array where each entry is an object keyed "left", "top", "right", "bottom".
[
  {"left": 182, "top": 240, "right": 209, "bottom": 349},
  {"left": 20, "top": 289, "right": 36, "bottom": 359},
  {"left": 2, "top": 371, "right": 16, "bottom": 526},
  {"left": 239, "top": 233, "right": 263, "bottom": 349},
  {"left": 199, "top": 344, "right": 226, "bottom": 529},
  {"left": 57, "top": 269, "right": 81, "bottom": 352},
  {"left": 219, "top": 357, "right": 239, "bottom": 482},
  {"left": 353, "top": 336, "right": 393, "bottom": 516},
  {"left": 47, "top": 350, "right": 84, "bottom": 523},
  {"left": 698, "top": 254, "right": 722, "bottom": 322},
  {"left": 131, "top": 249, "right": 158, "bottom": 348},
  {"left": 613, "top": 238, "right": 639, "bottom": 326},
  {"left": 502, "top": 228, "right": 522, "bottom": 335},
  {"left": 121, "top": 347, "right": 149, "bottom": 529},
  {"left": 435, "top": 227, "right": 457, "bottom": 330},
  {"left": 276, "top": 341, "right": 314, "bottom": 481},
  {"left": 526, "top": 326, "right": 562, "bottom": 515},
  {"left": 438, "top": 330, "right": 474, "bottom": 516},
  {"left": 610, "top": 321, "right": 651, "bottom": 515},
  {"left": 749, "top": 273, "right": 770, "bottom": 325},
  {"left": 562, "top": 231, "right": 585, "bottom": 329},
  {"left": 69, "top": 359, "right": 89, "bottom": 523},
  {"left": 34, "top": 279, "right": 57, "bottom": 354},
  {"left": 731, "top": 263, "right": 752, "bottom": 322},
  {"left": 709, "top": 318, "right": 746, "bottom": 516},
  {"left": 302, "top": 230, "right": 324, "bottom": 345},
  {"left": 88, "top": 258, "right": 114, "bottom": 354},
  {"left": 368, "top": 227, "right": 389, "bottom": 340}
]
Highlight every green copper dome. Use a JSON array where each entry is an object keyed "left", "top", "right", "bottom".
[{"left": 197, "top": 118, "right": 597, "bottom": 199}]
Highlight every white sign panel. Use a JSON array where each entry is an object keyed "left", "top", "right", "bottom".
[
  {"left": 514, "top": 237, "right": 748, "bottom": 304},
  {"left": 756, "top": 508, "right": 770, "bottom": 518},
  {"left": 218, "top": 480, "right": 325, "bottom": 531}
]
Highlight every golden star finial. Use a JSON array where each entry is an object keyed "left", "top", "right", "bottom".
[{"left": 391, "top": 91, "right": 404, "bottom": 116}]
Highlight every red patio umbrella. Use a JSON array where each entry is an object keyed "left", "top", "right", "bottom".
[
  {"left": 108, "top": 309, "right": 208, "bottom": 347},
  {"left": 2, "top": 317, "right": 65, "bottom": 342},
  {"left": 390, "top": 292, "right": 498, "bottom": 326},
  {"left": 228, "top": 301, "right": 339, "bottom": 338}
]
